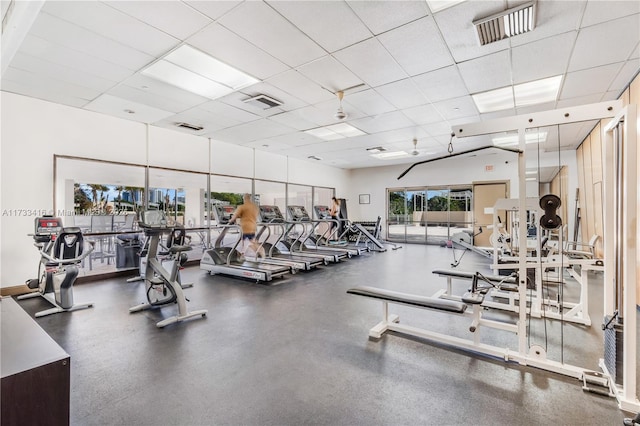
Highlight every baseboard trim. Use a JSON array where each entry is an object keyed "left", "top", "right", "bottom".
[{"left": 1, "top": 284, "right": 34, "bottom": 297}]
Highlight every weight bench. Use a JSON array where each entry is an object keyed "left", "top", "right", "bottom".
[{"left": 347, "top": 285, "right": 516, "bottom": 343}]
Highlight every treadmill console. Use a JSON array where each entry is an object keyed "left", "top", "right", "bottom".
[
  {"left": 314, "top": 205, "right": 331, "bottom": 220},
  {"left": 213, "top": 205, "right": 235, "bottom": 224},
  {"left": 287, "top": 205, "right": 311, "bottom": 222},
  {"left": 260, "top": 205, "right": 285, "bottom": 223}
]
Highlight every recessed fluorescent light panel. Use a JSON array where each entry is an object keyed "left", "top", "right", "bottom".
[
  {"left": 371, "top": 151, "right": 410, "bottom": 160},
  {"left": 141, "top": 45, "right": 259, "bottom": 100},
  {"left": 472, "top": 75, "right": 562, "bottom": 113},
  {"left": 426, "top": 0, "right": 466, "bottom": 13},
  {"left": 492, "top": 131, "right": 547, "bottom": 146},
  {"left": 473, "top": 1, "right": 536, "bottom": 46},
  {"left": 304, "top": 123, "right": 365, "bottom": 141}
]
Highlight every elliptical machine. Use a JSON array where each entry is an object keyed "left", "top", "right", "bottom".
[
  {"left": 18, "top": 216, "right": 94, "bottom": 317},
  {"left": 128, "top": 211, "right": 207, "bottom": 328}
]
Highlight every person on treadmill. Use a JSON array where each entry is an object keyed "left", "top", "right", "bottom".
[
  {"left": 329, "top": 196, "right": 341, "bottom": 240},
  {"left": 229, "top": 193, "right": 265, "bottom": 260}
]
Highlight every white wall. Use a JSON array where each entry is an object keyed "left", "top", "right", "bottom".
[{"left": 0, "top": 92, "right": 350, "bottom": 287}]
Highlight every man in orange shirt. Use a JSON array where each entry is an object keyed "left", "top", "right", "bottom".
[{"left": 229, "top": 193, "right": 265, "bottom": 259}]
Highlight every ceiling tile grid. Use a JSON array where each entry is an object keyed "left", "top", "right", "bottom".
[{"left": 2, "top": 0, "right": 639, "bottom": 169}]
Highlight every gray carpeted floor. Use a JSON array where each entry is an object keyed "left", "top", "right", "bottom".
[{"left": 16, "top": 244, "right": 635, "bottom": 425}]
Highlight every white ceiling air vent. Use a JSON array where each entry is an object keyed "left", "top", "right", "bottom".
[
  {"left": 176, "top": 122, "right": 204, "bottom": 131},
  {"left": 243, "top": 94, "right": 283, "bottom": 109},
  {"left": 473, "top": 1, "right": 536, "bottom": 46}
]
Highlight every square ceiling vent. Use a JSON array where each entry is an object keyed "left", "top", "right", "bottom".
[
  {"left": 473, "top": 1, "right": 536, "bottom": 46},
  {"left": 243, "top": 94, "right": 283, "bottom": 109}
]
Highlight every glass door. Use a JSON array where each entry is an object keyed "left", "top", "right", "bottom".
[
  {"left": 387, "top": 190, "right": 407, "bottom": 242},
  {"left": 425, "top": 188, "right": 450, "bottom": 245},
  {"left": 406, "top": 189, "right": 427, "bottom": 243}
]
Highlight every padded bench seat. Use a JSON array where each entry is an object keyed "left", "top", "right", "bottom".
[{"left": 347, "top": 286, "right": 467, "bottom": 313}]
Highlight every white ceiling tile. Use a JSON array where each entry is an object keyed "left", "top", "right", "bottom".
[
  {"left": 342, "top": 89, "right": 396, "bottom": 116},
  {"left": 422, "top": 121, "right": 455, "bottom": 137},
  {"left": 412, "top": 65, "right": 468, "bottom": 102},
  {"left": 457, "top": 49, "right": 512, "bottom": 94},
  {"left": 107, "top": 84, "right": 199, "bottom": 114},
  {"left": 104, "top": 1, "right": 212, "bottom": 41},
  {"left": 512, "top": 31, "right": 576, "bottom": 84},
  {"left": 349, "top": 111, "right": 414, "bottom": 134},
  {"left": 29, "top": 13, "right": 155, "bottom": 71},
  {"left": 509, "top": 1, "right": 585, "bottom": 47},
  {"left": 197, "top": 101, "right": 262, "bottom": 124},
  {"left": 268, "top": 111, "right": 320, "bottom": 132},
  {"left": 296, "top": 55, "right": 364, "bottom": 93},
  {"left": 211, "top": 119, "right": 297, "bottom": 144},
  {"left": 217, "top": 1, "right": 325, "bottom": 67},
  {"left": 187, "top": 23, "right": 288, "bottom": 81},
  {"left": 42, "top": 2, "right": 178, "bottom": 57},
  {"left": 375, "top": 78, "right": 428, "bottom": 109},
  {"left": 268, "top": 1, "right": 371, "bottom": 53},
  {"left": 0, "top": 78, "right": 89, "bottom": 108},
  {"left": 431, "top": 95, "right": 479, "bottom": 121},
  {"left": 402, "top": 104, "right": 444, "bottom": 125},
  {"left": 10, "top": 52, "right": 116, "bottom": 92},
  {"left": 185, "top": 1, "right": 243, "bottom": 21},
  {"left": 3, "top": 66, "right": 100, "bottom": 101},
  {"left": 257, "top": 132, "right": 322, "bottom": 148},
  {"left": 18, "top": 35, "right": 135, "bottom": 82},
  {"left": 378, "top": 17, "right": 454, "bottom": 76},
  {"left": 581, "top": 1, "right": 640, "bottom": 27},
  {"left": 265, "top": 70, "right": 335, "bottom": 104},
  {"left": 333, "top": 38, "right": 408, "bottom": 87},
  {"left": 347, "top": 1, "right": 429, "bottom": 35},
  {"left": 609, "top": 59, "right": 640, "bottom": 92},
  {"left": 569, "top": 14, "right": 640, "bottom": 72},
  {"left": 283, "top": 105, "right": 336, "bottom": 128},
  {"left": 434, "top": 0, "right": 508, "bottom": 62},
  {"left": 560, "top": 63, "right": 623, "bottom": 99},
  {"left": 85, "top": 94, "right": 175, "bottom": 123},
  {"left": 119, "top": 73, "right": 211, "bottom": 106},
  {"left": 556, "top": 93, "right": 604, "bottom": 109},
  {"left": 374, "top": 127, "right": 430, "bottom": 144}
]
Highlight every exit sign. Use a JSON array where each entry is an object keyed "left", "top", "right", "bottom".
[{"left": 485, "top": 165, "right": 494, "bottom": 172}]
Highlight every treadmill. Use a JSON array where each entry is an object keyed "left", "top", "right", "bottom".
[
  {"left": 314, "top": 205, "right": 369, "bottom": 255},
  {"left": 286, "top": 206, "right": 355, "bottom": 260},
  {"left": 199, "top": 205, "right": 292, "bottom": 282},
  {"left": 259, "top": 205, "right": 327, "bottom": 269}
]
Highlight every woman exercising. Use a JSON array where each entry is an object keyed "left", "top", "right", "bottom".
[{"left": 329, "top": 197, "right": 341, "bottom": 240}]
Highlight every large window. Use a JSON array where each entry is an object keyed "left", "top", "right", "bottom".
[
  {"left": 387, "top": 185, "right": 472, "bottom": 244},
  {"left": 53, "top": 155, "right": 335, "bottom": 278}
]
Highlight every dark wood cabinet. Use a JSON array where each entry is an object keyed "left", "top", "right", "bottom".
[{"left": 1, "top": 297, "right": 70, "bottom": 426}]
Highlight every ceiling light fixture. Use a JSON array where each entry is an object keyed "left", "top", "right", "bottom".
[
  {"left": 141, "top": 45, "right": 259, "bottom": 100},
  {"left": 472, "top": 75, "right": 562, "bottom": 113},
  {"left": 473, "top": 1, "right": 536, "bottom": 46},
  {"left": 304, "top": 123, "right": 365, "bottom": 141},
  {"left": 492, "top": 131, "right": 547, "bottom": 146},
  {"left": 371, "top": 151, "right": 410, "bottom": 160}
]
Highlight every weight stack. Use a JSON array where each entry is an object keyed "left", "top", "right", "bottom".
[{"left": 603, "top": 316, "right": 624, "bottom": 386}]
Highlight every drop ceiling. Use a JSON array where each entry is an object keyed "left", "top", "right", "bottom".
[{"left": 2, "top": 0, "right": 638, "bottom": 169}]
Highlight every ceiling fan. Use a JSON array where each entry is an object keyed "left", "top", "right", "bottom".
[
  {"left": 334, "top": 90, "right": 347, "bottom": 120},
  {"left": 411, "top": 138, "right": 419, "bottom": 156}
]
